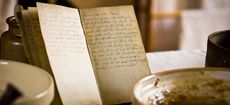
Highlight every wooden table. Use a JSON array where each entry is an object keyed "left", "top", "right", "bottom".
[{"left": 146, "top": 49, "right": 206, "bottom": 73}]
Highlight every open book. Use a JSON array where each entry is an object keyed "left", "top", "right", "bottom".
[{"left": 16, "top": 2, "right": 150, "bottom": 105}]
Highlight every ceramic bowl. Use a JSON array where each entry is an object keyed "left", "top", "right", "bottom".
[
  {"left": 133, "top": 68, "right": 230, "bottom": 105},
  {"left": 0, "top": 60, "right": 54, "bottom": 105}
]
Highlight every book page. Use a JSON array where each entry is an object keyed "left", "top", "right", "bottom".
[
  {"left": 27, "top": 7, "right": 63, "bottom": 105},
  {"left": 80, "top": 6, "right": 150, "bottom": 104},
  {"left": 37, "top": 3, "right": 102, "bottom": 105}
]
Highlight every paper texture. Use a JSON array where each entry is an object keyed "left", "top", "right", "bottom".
[
  {"left": 37, "top": 3, "right": 102, "bottom": 105},
  {"left": 80, "top": 6, "right": 150, "bottom": 104}
]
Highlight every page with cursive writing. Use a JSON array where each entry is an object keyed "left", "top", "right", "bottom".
[
  {"left": 27, "top": 7, "right": 63, "bottom": 105},
  {"left": 37, "top": 3, "right": 102, "bottom": 105},
  {"left": 80, "top": 6, "right": 151, "bottom": 104}
]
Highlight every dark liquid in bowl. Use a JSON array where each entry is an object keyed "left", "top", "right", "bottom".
[{"left": 148, "top": 78, "right": 230, "bottom": 105}]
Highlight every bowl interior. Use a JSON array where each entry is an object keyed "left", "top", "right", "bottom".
[{"left": 133, "top": 68, "right": 230, "bottom": 105}]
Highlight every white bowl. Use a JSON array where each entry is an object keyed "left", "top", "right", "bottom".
[
  {"left": 0, "top": 60, "right": 54, "bottom": 105},
  {"left": 133, "top": 68, "right": 230, "bottom": 105}
]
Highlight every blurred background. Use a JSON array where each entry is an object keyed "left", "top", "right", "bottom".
[
  {"left": 136, "top": 0, "right": 230, "bottom": 52},
  {"left": 1, "top": 0, "right": 230, "bottom": 52}
]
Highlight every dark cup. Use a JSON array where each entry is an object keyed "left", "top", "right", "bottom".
[{"left": 206, "top": 30, "right": 230, "bottom": 67}]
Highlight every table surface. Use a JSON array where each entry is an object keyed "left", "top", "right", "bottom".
[{"left": 146, "top": 49, "right": 206, "bottom": 73}]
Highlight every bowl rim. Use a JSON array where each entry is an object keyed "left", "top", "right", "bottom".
[{"left": 0, "top": 59, "right": 55, "bottom": 104}]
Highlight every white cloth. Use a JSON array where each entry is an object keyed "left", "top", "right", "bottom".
[{"left": 146, "top": 49, "right": 206, "bottom": 73}]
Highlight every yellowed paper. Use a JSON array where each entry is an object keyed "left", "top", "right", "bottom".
[
  {"left": 80, "top": 6, "right": 150, "bottom": 104},
  {"left": 37, "top": 3, "right": 102, "bottom": 105},
  {"left": 27, "top": 7, "right": 63, "bottom": 105}
]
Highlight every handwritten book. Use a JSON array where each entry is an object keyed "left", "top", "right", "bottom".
[{"left": 17, "top": 3, "right": 150, "bottom": 105}]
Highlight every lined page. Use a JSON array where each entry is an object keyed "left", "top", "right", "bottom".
[
  {"left": 37, "top": 3, "right": 102, "bottom": 105},
  {"left": 80, "top": 6, "right": 150, "bottom": 104}
]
